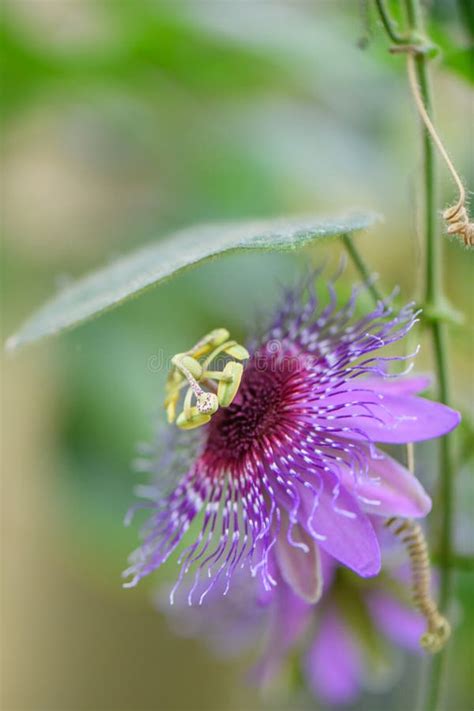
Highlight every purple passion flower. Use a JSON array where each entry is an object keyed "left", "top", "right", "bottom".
[{"left": 124, "top": 276, "right": 459, "bottom": 603}]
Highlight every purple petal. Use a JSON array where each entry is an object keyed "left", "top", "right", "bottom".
[
  {"left": 275, "top": 516, "right": 323, "bottom": 603},
  {"left": 360, "top": 375, "right": 431, "bottom": 396},
  {"left": 342, "top": 449, "right": 432, "bottom": 519},
  {"left": 298, "top": 482, "right": 381, "bottom": 578},
  {"left": 272, "top": 579, "right": 313, "bottom": 649},
  {"left": 305, "top": 605, "right": 363, "bottom": 705},
  {"left": 319, "top": 549, "right": 338, "bottom": 592},
  {"left": 338, "top": 391, "right": 460, "bottom": 444},
  {"left": 367, "top": 591, "right": 425, "bottom": 653}
]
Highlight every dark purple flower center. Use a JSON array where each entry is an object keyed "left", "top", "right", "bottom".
[{"left": 204, "top": 346, "right": 303, "bottom": 464}]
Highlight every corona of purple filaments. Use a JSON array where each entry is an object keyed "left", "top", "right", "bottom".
[{"left": 123, "top": 276, "right": 459, "bottom": 604}]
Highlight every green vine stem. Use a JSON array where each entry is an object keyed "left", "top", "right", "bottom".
[
  {"left": 432, "top": 553, "right": 474, "bottom": 573},
  {"left": 374, "top": 0, "right": 406, "bottom": 43},
  {"left": 372, "top": 1, "right": 458, "bottom": 709},
  {"left": 341, "top": 234, "right": 385, "bottom": 303}
]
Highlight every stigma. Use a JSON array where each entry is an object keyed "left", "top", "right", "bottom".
[{"left": 164, "top": 328, "right": 249, "bottom": 430}]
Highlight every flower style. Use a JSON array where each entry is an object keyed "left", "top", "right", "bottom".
[{"left": 124, "top": 274, "right": 460, "bottom": 603}]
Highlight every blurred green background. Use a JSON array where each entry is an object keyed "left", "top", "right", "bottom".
[{"left": 1, "top": 1, "right": 473, "bottom": 710}]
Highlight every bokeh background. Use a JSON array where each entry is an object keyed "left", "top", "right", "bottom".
[{"left": 1, "top": 1, "right": 473, "bottom": 710}]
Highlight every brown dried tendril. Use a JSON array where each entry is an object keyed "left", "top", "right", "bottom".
[{"left": 406, "top": 53, "right": 473, "bottom": 248}]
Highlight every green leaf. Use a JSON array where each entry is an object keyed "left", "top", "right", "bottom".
[
  {"left": 429, "top": 22, "right": 474, "bottom": 85},
  {"left": 443, "top": 46, "right": 474, "bottom": 84},
  {"left": 6, "top": 212, "right": 378, "bottom": 351},
  {"left": 457, "top": 0, "right": 474, "bottom": 42}
]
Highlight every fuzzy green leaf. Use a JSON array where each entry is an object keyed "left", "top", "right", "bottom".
[{"left": 6, "top": 212, "right": 378, "bottom": 351}]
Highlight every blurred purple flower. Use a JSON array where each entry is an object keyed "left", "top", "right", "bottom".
[
  {"left": 156, "top": 572, "right": 272, "bottom": 659},
  {"left": 160, "top": 546, "right": 428, "bottom": 706},
  {"left": 124, "top": 275, "right": 459, "bottom": 603},
  {"left": 246, "top": 522, "right": 435, "bottom": 703},
  {"left": 303, "top": 554, "right": 426, "bottom": 705}
]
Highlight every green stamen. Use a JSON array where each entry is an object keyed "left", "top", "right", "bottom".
[{"left": 165, "top": 328, "right": 249, "bottom": 429}]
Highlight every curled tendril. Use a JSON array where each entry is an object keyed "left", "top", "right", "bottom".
[{"left": 385, "top": 516, "right": 451, "bottom": 654}]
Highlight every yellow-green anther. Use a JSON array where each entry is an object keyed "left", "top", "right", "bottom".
[
  {"left": 191, "top": 328, "right": 230, "bottom": 359},
  {"left": 167, "top": 366, "right": 181, "bottom": 382},
  {"left": 171, "top": 353, "right": 203, "bottom": 380},
  {"left": 166, "top": 328, "right": 248, "bottom": 429},
  {"left": 207, "top": 328, "right": 230, "bottom": 347},
  {"left": 166, "top": 397, "right": 177, "bottom": 423},
  {"left": 166, "top": 369, "right": 183, "bottom": 392},
  {"left": 176, "top": 408, "right": 212, "bottom": 430},
  {"left": 223, "top": 344, "right": 250, "bottom": 361},
  {"left": 171, "top": 352, "right": 186, "bottom": 368},
  {"left": 217, "top": 362, "right": 244, "bottom": 407}
]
